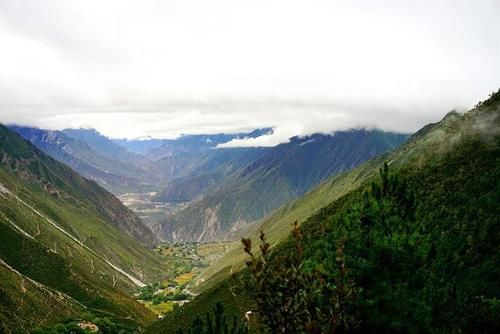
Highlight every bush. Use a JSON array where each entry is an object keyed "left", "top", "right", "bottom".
[
  {"left": 242, "top": 223, "right": 359, "bottom": 333},
  {"left": 175, "top": 302, "right": 247, "bottom": 334}
]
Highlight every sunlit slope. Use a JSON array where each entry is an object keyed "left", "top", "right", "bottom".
[{"left": 0, "top": 125, "right": 168, "bottom": 331}]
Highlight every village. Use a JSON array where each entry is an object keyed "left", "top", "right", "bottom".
[{"left": 135, "top": 241, "right": 229, "bottom": 318}]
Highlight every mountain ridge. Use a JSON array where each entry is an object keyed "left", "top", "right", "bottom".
[
  {"left": 154, "top": 129, "right": 409, "bottom": 242},
  {"left": 0, "top": 124, "right": 172, "bottom": 331}
]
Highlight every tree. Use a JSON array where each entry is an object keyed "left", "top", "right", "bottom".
[
  {"left": 242, "top": 223, "right": 359, "bottom": 333},
  {"left": 176, "top": 302, "right": 248, "bottom": 334}
]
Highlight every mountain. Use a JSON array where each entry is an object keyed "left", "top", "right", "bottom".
[
  {"left": 61, "top": 128, "right": 147, "bottom": 166},
  {"left": 144, "top": 129, "right": 272, "bottom": 161},
  {"left": 154, "top": 130, "right": 409, "bottom": 242},
  {"left": 113, "top": 137, "right": 170, "bottom": 155},
  {"left": 151, "top": 147, "right": 268, "bottom": 203},
  {"left": 9, "top": 126, "right": 159, "bottom": 194},
  {"left": 197, "top": 110, "right": 485, "bottom": 290},
  {"left": 148, "top": 92, "right": 500, "bottom": 333},
  {"left": 196, "top": 92, "right": 500, "bottom": 289},
  {"left": 0, "top": 124, "right": 167, "bottom": 331},
  {"left": 11, "top": 127, "right": 275, "bottom": 196}
]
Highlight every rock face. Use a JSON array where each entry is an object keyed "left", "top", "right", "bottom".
[{"left": 155, "top": 130, "right": 409, "bottom": 242}]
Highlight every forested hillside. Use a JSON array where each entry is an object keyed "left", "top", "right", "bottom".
[{"left": 148, "top": 91, "right": 500, "bottom": 333}]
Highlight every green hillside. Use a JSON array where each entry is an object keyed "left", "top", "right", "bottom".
[
  {"left": 195, "top": 98, "right": 500, "bottom": 291},
  {"left": 0, "top": 125, "right": 169, "bottom": 332},
  {"left": 149, "top": 91, "right": 500, "bottom": 332}
]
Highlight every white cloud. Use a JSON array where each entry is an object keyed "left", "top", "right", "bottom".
[{"left": 0, "top": 0, "right": 499, "bottom": 145}]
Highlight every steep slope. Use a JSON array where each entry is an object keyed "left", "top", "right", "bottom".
[
  {"left": 1, "top": 125, "right": 160, "bottom": 247},
  {"left": 62, "top": 128, "right": 146, "bottom": 166},
  {"left": 0, "top": 125, "right": 168, "bottom": 331},
  {"left": 151, "top": 147, "right": 268, "bottom": 203},
  {"left": 10, "top": 126, "right": 158, "bottom": 194},
  {"left": 155, "top": 130, "right": 408, "bottom": 242},
  {"left": 150, "top": 91, "right": 500, "bottom": 333},
  {"left": 196, "top": 90, "right": 500, "bottom": 293}
]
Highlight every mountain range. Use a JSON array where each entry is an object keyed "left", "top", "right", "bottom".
[
  {"left": 148, "top": 91, "right": 500, "bottom": 333},
  {"left": 153, "top": 130, "right": 408, "bottom": 242},
  {"left": 9, "top": 126, "right": 157, "bottom": 194},
  {"left": 3, "top": 90, "right": 498, "bottom": 332},
  {"left": 9, "top": 127, "right": 272, "bottom": 195},
  {"left": 11, "top": 124, "right": 408, "bottom": 244}
]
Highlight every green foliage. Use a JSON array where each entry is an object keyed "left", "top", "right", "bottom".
[
  {"left": 32, "top": 316, "right": 136, "bottom": 334},
  {"left": 138, "top": 283, "right": 161, "bottom": 301},
  {"left": 172, "top": 293, "right": 190, "bottom": 301},
  {"left": 242, "top": 223, "right": 359, "bottom": 333},
  {"left": 300, "top": 138, "right": 500, "bottom": 332},
  {"left": 175, "top": 302, "right": 248, "bottom": 334},
  {"left": 474, "top": 88, "right": 500, "bottom": 108}
]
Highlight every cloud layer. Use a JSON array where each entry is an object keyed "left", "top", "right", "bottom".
[{"left": 0, "top": 0, "right": 499, "bottom": 146}]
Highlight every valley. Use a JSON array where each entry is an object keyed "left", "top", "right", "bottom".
[
  {"left": 2, "top": 1, "right": 499, "bottom": 332},
  {"left": 1, "top": 94, "right": 499, "bottom": 333},
  {"left": 134, "top": 241, "right": 235, "bottom": 318},
  {"left": 117, "top": 192, "right": 186, "bottom": 228}
]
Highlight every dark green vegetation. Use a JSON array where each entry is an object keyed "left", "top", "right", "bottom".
[
  {"left": 175, "top": 303, "right": 248, "bottom": 334},
  {"left": 32, "top": 316, "right": 136, "bottom": 334},
  {"left": 243, "top": 224, "right": 359, "bottom": 333},
  {"left": 295, "top": 137, "right": 499, "bottom": 332},
  {"left": 149, "top": 91, "right": 500, "bottom": 333},
  {"left": 156, "top": 130, "right": 408, "bottom": 242},
  {"left": 0, "top": 125, "right": 169, "bottom": 332}
]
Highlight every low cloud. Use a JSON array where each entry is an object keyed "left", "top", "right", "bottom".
[{"left": 0, "top": 0, "right": 499, "bottom": 144}]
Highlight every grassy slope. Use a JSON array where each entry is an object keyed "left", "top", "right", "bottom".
[
  {"left": 151, "top": 92, "right": 499, "bottom": 332},
  {"left": 0, "top": 124, "right": 159, "bottom": 247},
  {"left": 0, "top": 260, "right": 83, "bottom": 334},
  {"left": 0, "top": 126, "right": 170, "bottom": 331}
]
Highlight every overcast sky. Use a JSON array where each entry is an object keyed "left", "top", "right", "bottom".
[{"left": 0, "top": 0, "right": 499, "bottom": 146}]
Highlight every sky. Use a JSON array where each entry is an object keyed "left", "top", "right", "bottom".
[{"left": 0, "top": 0, "right": 499, "bottom": 146}]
